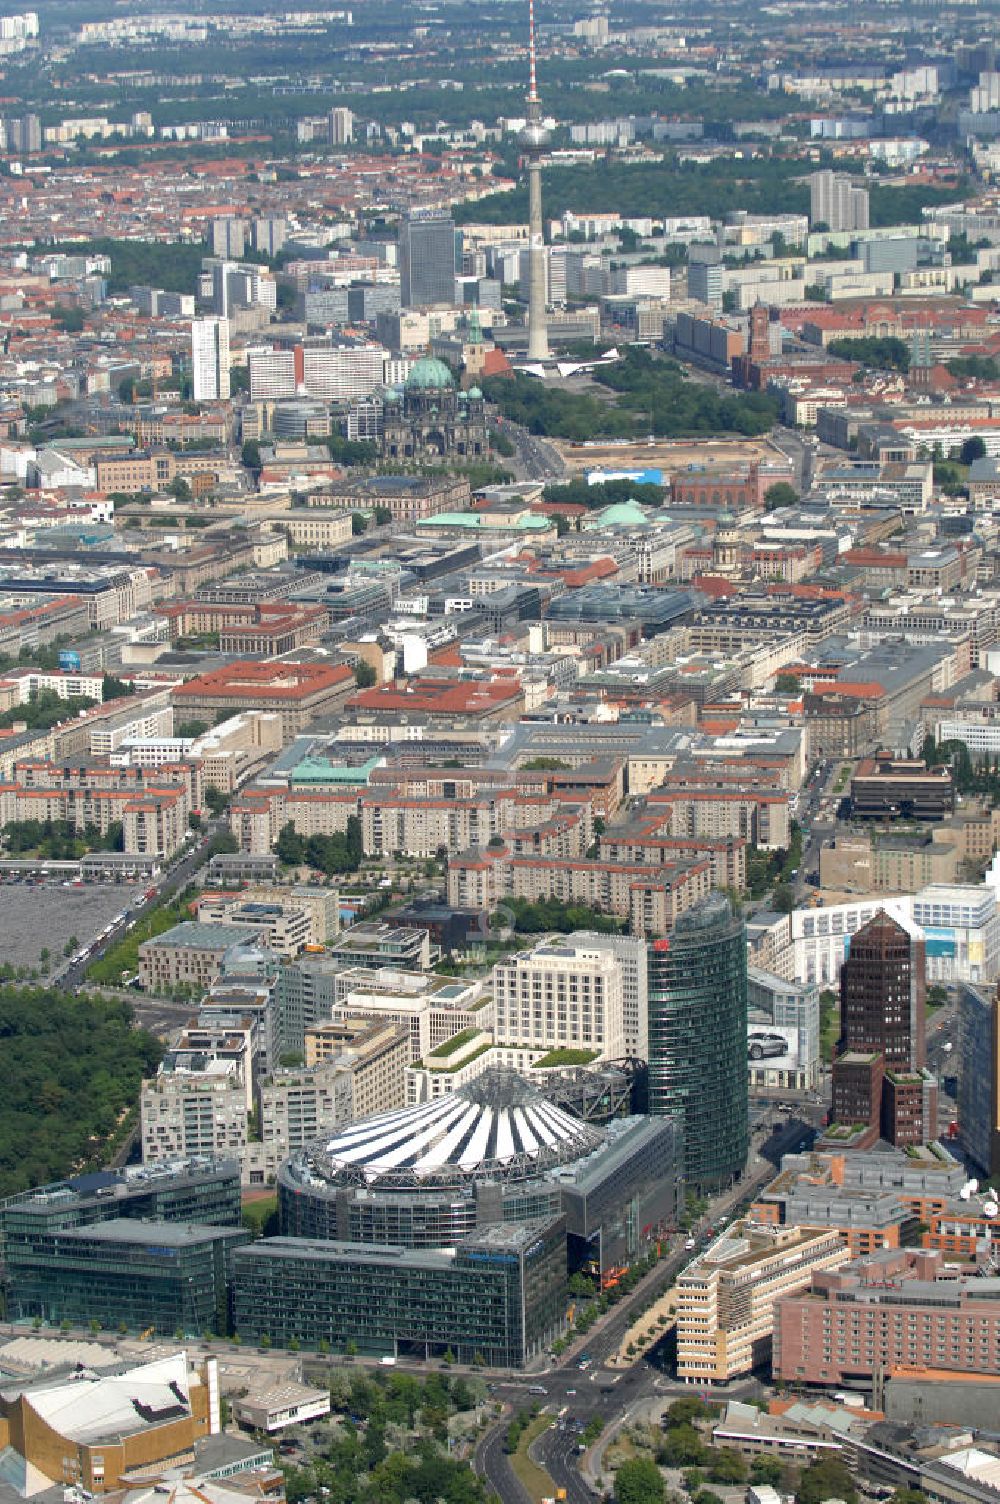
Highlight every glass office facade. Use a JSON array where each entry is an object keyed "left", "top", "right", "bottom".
[
  {"left": 647, "top": 893, "right": 748, "bottom": 1193},
  {"left": 1, "top": 1160, "right": 243, "bottom": 1316},
  {"left": 279, "top": 1164, "right": 561, "bottom": 1250},
  {"left": 398, "top": 213, "right": 458, "bottom": 308},
  {"left": 233, "top": 1216, "right": 566, "bottom": 1367},
  {"left": 9, "top": 1217, "right": 250, "bottom": 1334}
]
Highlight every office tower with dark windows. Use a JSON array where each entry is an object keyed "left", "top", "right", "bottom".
[
  {"left": 831, "top": 910, "right": 935, "bottom": 1147},
  {"left": 958, "top": 981, "right": 1000, "bottom": 1178},
  {"left": 647, "top": 892, "right": 748, "bottom": 1192},
  {"left": 398, "top": 211, "right": 457, "bottom": 309}
]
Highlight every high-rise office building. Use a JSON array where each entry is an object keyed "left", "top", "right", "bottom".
[
  {"left": 398, "top": 211, "right": 457, "bottom": 309},
  {"left": 647, "top": 892, "right": 748, "bottom": 1192},
  {"left": 688, "top": 247, "right": 724, "bottom": 309},
  {"left": 809, "top": 170, "right": 869, "bottom": 232},
  {"left": 328, "top": 106, "right": 353, "bottom": 145},
  {"left": 957, "top": 981, "right": 1000, "bottom": 1178},
  {"left": 840, "top": 910, "right": 925, "bottom": 1068},
  {"left": 190, "top": 316, "right": 231, "bottom": 402},
  {"left": 832, "top": 910, "right": 934, "bottom": 1146}
]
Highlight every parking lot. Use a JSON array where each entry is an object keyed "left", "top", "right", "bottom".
[{"left": 0, "top": 882, "right": 141, "bottom": 974}]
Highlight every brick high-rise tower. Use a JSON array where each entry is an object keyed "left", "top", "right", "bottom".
[{"left": 831, "top": 910, "right": 935, "bottom": 1148}]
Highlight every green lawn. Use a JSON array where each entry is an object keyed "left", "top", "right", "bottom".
[{"left": 510, "top": 1414, "right": 555, "bottom": 1504}]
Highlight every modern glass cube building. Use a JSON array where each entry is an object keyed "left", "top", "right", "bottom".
[
  {"left": 7, "top": 1218, "right": 251, "bottom": 1335},
  {"left": 232, "top": 1217, "right": 566, "bottom": 1366},
  {"left": 647, "top": 893, "right": 748, "bottom": 1193},
  {"left": 0, "top": 1158, "right": 243, "bottom": 1330}
]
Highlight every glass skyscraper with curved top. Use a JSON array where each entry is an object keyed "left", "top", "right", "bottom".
[{"left": 647, "top": 893, "right": 749, "bottom": 1193}]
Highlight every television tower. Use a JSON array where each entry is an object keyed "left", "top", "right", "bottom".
[{"left": 520, "top": 0, "right": 550, "bottom": 362}]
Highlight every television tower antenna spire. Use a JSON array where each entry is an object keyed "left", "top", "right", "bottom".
[
  {"left": 520, "top": 0, "right": 550, "bottom": 362},
  {"left": 528, "top": 0, "right": 539, "bottom": 103}
]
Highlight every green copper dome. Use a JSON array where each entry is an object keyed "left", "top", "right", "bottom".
[{"left": 406, "top": 356, "right": 455, "bottom": 391}]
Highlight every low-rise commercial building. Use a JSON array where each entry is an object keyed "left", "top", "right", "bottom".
[{"left": 0, "top": 1353, "right": 223, "bottom": 1494}]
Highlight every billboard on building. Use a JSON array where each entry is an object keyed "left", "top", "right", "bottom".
[
  {"left": 747, "top": 1022, "right": 800, "bottom": 1068},
  {"left": 59, "top": 649, "right": 81, "bottom": 672}
]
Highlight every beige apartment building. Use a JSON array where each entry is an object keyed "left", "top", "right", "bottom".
[
  {"left": 196, "top": 885, "right": 339, "bottom": 949},
  {"left": 302, "top": 1017, "right": 409, "bottom": 1119},
  {"left": 141, "top": 1068, "right": 247, "bottom": 1164},
  {"left": 448, "top": 849, "right": 714, "bottom": 938},
  {"left": 492, "top": 938, "right": 626, "bottom": 1061},
  {"left": 138, "top": 921, "right": 248, "bottom": 992},
  {"left": 676, "top": 1223, "right": 850, "bottom": 1383}
]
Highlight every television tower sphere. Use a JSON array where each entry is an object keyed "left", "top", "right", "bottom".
[{"left": 520, "top": 118, "right": 550, "bottom": 152}]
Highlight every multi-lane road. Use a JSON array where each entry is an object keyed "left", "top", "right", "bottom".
[
  {"left": 57, "top": 818, "right": 226, "bottom": 995},
  {"left": 474, "top": 1116, "right": 817, "bottom": 1503}
]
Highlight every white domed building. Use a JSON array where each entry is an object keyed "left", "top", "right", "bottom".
[
  {"left": 381, "top": 355, "right": 487, "bottom": 463},
  {"left": 278, "top": 1068, "right": 681, "bottom": 1269}
]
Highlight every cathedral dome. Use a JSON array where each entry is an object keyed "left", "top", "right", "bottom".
[{"left": 406, "top": 357, "right": 455, "bottom": 391}]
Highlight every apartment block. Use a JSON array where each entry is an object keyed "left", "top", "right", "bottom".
[
  {"left": 0, "top": 758, "right": 195, "bottom": 857},
  {"left": 677, "top": 1223, "right": 849, "bottom": 1382},
  {"left": 448, "top": 847, "right": 714, "bottom": 938},
  {"left": 141, "top": 1070, "right": 248, "bottom": 1163},
  {"left": 138, "top": 921, "right": 249, "bottom": 992},
  {"left": 302, "top": 1017, "right": 410, "bottom": 1119}
]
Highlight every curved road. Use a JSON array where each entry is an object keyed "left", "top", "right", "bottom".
[{"left": 475, "top": 1115, "right": 813, "bottom": 1502}]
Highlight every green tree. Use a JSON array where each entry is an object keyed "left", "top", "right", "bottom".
[
  {"left": 797, "top": 1457, "right": 857, "bottom": 1504},
  {"left": 167, "top": 477, "right": 192, "bottom": 502},
  {"left": 707, "top": 1449, "right": 747, "bottom": 1485},
  {"left": 276, "top": 822, "right": 306, "bottom": 866},
  {"left": 775, "top": 671, "right": 801, "bottom": 693},
  {"left": 615, "top": 1457, "right": 665, "bottom": 1504},
  {"left": 661, "top": 1423, "right": 707, "bottom": 1468},
  {"left": 771, "top": 882, "right": 796, "bottom": 913},
  {"left": 666, "top": 1396, "right": 712, "bottom": 1427},
  {"left": 764, "top": 482, "right": 799, "bottom": 508},
  {"left": 751, "top": 1456, "right": 785, "bottom": 1487},
  {"left": 960, "top": 436, "right": 987, "bottom": 466},
  {"left": 827, "top": 335, "right": 910, "bottom": 373},
  {"left": 353, "top": 660, "right": 378, "bottom": 688},
  {"left": 102, "top": 674, "right": 135, "bottom": 701}
]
